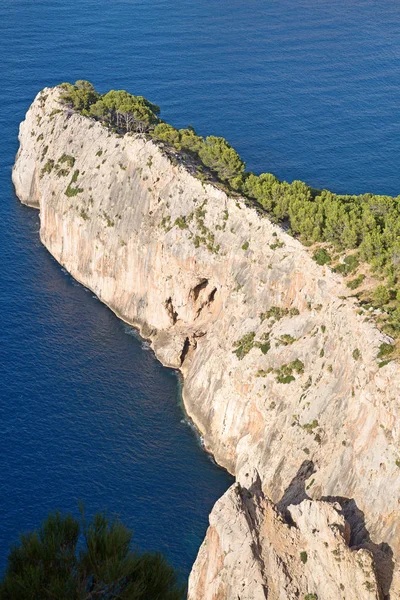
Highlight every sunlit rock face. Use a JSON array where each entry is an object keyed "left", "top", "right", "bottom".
[
  {"left": 14, "top": 87, "right": 400, "bottom": 598},
  {"left": 188, "top": 471, "right": 382, "bottom": 600}
]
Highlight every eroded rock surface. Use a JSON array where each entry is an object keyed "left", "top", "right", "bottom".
[
  {"left": 189, "top": 471, "right": 381, "bottom": 600},
  {"left": 13, "top": 87, "right": 400, "bottom": 598}
]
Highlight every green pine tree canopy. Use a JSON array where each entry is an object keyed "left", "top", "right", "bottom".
[
  {"left": 59, "top": 80, "right": 400, "bottom": 341},
  {"left": 0, "top": 509, "right": 185, "bottom": 600}
]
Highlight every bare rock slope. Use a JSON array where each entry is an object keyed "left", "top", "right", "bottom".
[{"left": 13, "top": 87, "right": 400, "bottom": 598}]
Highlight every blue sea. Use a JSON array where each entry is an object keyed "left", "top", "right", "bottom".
[{"left": 1, "top": 0, "right": 400, "bottom": 581}]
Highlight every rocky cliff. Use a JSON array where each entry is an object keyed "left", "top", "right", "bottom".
[{"left": 13, "top": 87, "right": 400, "bottom": 599}]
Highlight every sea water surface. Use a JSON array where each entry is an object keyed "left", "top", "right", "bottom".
[{"left": 1, "top": 0, "right": 400, "bottom": 579}]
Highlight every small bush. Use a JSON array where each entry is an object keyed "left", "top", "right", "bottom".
[
  {"left": 275, "top": 359, "right": 304, "bottom": 383},
  {"left": 312, "top": 248, "right": 331, "bottom": 265},
  {"left": 278, "top": 375, "right": 295, "bottom": 384},
  {"left": 258, "top": 341, "right": 271, "bottom": 354},
  {"left": 291, "top": 359, "right": 304, "bottom": 374},
  {"left": 277, "top": 334, "right": 296, "bottom": 346},
  {"left": 378, "top": 359, "right": 392, "bottom": 368},
  {"left": 242, "top": 241, "right": 249, "bottom": 251},
  {"left": 260, "top": 306, "right": 298, "bottom": 322},
  {"left": 59, "top": 153, "right": 75, "bottom": 168},
  {"left": 65, "top": 170, "right": 83, "bottom": 197},
  {"left": 65, "top": 186, "right": 83, "bottom": 197},
  {"left": 372, "top": 285, "right": 390, "bottom": 308},
  {"left": 174, "top": 216, "right": 188, "bottom": 229},
  {"left": 40, "top": 159, "right": 54, "bottom": 178},
  {"left": 160, "top": 215, "right": 171, "bottom": 231},
  {"left": 303, "top": 419, "right": 318, "bottom": 433},
  {"left": 347, "top": 274, "right": 365, "bottom": 290},
  {"left": 233, "top": 332, "right": 256, "bottom": 360},
  {"left": 269, "top": 239, "right": 284, "bottom": 250},
  {"left": 352, "top": 348, "right": 361, "bottom": 360},
  {"left": 334, "top": 254, "right": 359, "bottom": 275},
  {"left": 300, "top": 551, "right": 308, "bottom": 564},
  {"left": 377, "top": 343, "right": 394, "bottom": 359}
]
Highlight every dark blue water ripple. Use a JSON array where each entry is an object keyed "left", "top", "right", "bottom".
[{"left": 1, "top": 0, "right": 400, "bottom": 580}]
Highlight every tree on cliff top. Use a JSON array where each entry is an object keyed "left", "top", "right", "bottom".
[
  {"left": 60, "top": 82, "right": 160, "bottom": 132},
  {"left": 198, "top": 136, "right": 245, "bottom": 181},
  {"left": 60, "top": 80, "right": 101, "bottom": 113},
  {"left": 0, "top": 509, "right": 185, "bottom": 600},
  {"left": 89, "top": 90, "right": 160, "bottom": 132}
]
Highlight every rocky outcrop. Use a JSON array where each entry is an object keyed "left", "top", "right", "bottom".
[
  {"left": 188, "top": 471, "right": 381, "bottom": 600},
  {"left": 13, "top": 87, "right": 400, "bottom": 598}
]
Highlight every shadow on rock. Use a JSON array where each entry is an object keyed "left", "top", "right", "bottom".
[
  {"left": 277, "top": 460, "right": 315, "bottom": 513},
  {"left": 322, "top": 495, "right": 394, "bottom": 600}
]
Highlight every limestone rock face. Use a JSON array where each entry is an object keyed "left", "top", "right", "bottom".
[
  {"left": 188, "top": 472, "right": 381, "bottom": 600},
  {"left": 13, "top": 87, "right": 400, "bottom": 598}
]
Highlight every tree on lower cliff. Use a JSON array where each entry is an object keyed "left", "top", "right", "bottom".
[{"left": 0, "top": 509, "right": 185, "bottom": 600}]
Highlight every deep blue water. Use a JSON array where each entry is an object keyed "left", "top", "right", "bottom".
[{"left": 1, "top": 0, "right": 400, "bottom": 581}]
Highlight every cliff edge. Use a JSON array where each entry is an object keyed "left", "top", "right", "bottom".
[{"left": 13, "top": 87, "right": 400, "bottom": 598}]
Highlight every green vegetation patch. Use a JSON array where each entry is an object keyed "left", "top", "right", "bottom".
[
  {"left": 377, "top": 343, "right": 395, "bottom": 359},
  {"left": 58, "top": 153, "right": 75, "bottom": 168},
  {"left": 277, "top": 334, "right": 297, "bottom": 346},
  {"left": 174, "top": 216, "right": 189, "bottom": 229},
  {"left": 260, "top": 306, "right": 300, "bottom": 322},
  {"left": 41, "top": 145, "right": 48, "bottom": 161},
  {"left": 190, "top": 201, "right": 220, "bottom": 254},
  {"left": 270, "top": 239, "right": 285, "bottom": 250},
  {"left": 275, "top": 359, "right": 304, "bottom": 384},
  {"left": 378, "top": 359, "right": 392, "bottom": 368},
  {"left": 347, "top": 274, "right": 365, "bottom": 289},
  {"left": 334, "top": 254, "right": 359, "bottom": 275},
  {"left": 302, "top": 419, "right": 319, "bottom": 434},
  {"left": 49, "top": 108, "right": 62, "bottom": 117},
  {"left": 258, "top": 340, "right": 271, "bottom": 354},
  {"left": 40, "top": 159, "right": 54, "bottom": 178},
  {"left": 233, "top": 332, "right": 256, "bottom": 360},
  {"left": 312, "top": 248, "right": 331, "bottom": 265},
  {"left": 233, "top": 331, "right": 271, "bottom": 361},
  {"left": 160, "top": 215, "right": 172, "bottom": 231},
  {"left": 65, "top": 170, "right": 83, "bottom": 197},
  {"left": 372, "top": 284, "right": 391, "bottom": 307}
]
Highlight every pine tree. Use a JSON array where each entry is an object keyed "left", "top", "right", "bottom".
[{"left": 0, "top": 510, "right": 185, "bottom": 600}]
